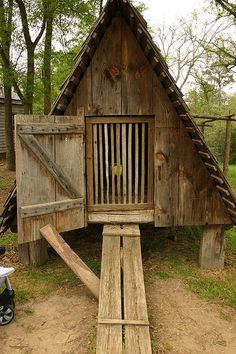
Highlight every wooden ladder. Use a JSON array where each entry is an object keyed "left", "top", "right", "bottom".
[{"left": 96, "top": 224, "right": 152, "bottom": 354}]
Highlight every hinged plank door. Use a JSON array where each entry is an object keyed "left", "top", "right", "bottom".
[{"left": 16, "top": 111, "right": 86, "bottom": 244}]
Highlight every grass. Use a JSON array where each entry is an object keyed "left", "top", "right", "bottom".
[
  {"left": 142, "top": 225, "right": 236, "bottom": 308},
  {"left": 0, "top": 227, "right": 102, "bottom": 304},
  {"left": 0, "top": 175, "right": 10, "bottom": 190},
  {"left": 226, "top": 165, "right": 236, "bottom": 190}
]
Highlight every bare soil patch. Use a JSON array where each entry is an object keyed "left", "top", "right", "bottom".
[
  {"left": 147, "top": 278, "right": 236, "bottom": 354},
  {"left": 0, "top": 278, "right": 236, "bottom": 353}
]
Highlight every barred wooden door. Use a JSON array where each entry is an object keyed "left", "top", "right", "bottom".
[
  {"left": 86, "top": 116, "right": 154, "bottom": 211},
  {"left": 16, "top": 111, "right": 86, "bottom": 244}
]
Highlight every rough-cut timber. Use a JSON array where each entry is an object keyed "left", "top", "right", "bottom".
[
  {"left": 199, "top": 225, "right": 226, "bottom": 270},
  {"left": 97, "top": 224, "right": 152, "bottom": 354},
  {"left": 40, "top": 224, "right": 100, "bottom": 299}
]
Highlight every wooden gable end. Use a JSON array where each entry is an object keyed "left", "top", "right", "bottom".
[{"left": 64, "top": 16, "right": 231, "bottom": 227}]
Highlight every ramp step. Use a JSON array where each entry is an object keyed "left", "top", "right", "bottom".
[{"left": 96, "top": 224, "right": 152, "bottom": 354}]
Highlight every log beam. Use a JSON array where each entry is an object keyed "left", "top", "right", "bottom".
[{"left": 199, "top": 225, "right": 229, "bottom": 270}]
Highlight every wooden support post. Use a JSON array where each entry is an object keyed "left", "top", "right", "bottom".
[
  {"left": 18, "top": 239, "right": 48, "bottom": 266},
  {"left": 223, "top": 118, "right": 232, "bottom": 177},
  {"left": 199, "top": 225, "right": 227, "bottom": 270}
]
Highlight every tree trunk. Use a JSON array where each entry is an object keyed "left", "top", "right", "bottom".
[
  {"left": 3, "top": 84, "right": 15, "bottom": 170},
  {"left": 43, "top": 16, "right": 53, "bottom": 115},
  {"left": 25, "top": 47, "right": 35, "bottom": 114},
  {"left": 223, "top": 118, "right": 232, "bottom": 177}
]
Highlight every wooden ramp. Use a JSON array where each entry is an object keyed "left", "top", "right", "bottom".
[{"left": 97, "top": 224, "right": 152, "bottom": 354}]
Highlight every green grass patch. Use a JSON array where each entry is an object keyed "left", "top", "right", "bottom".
[
  {"left": 227, "top": 165, "right": 236, "bottom": 189},
  {"left": 225, "top": 228, "right": 236, "bottom": 254},
  {"left": 0, "top": 176, "right": 10, "bottom": 190},
  {"left": 0, "top": 231, "right": 17, "bottom": 251}
]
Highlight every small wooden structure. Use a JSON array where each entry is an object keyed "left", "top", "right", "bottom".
[
  {"left": 12, "top": 0, "right": 236, "bottom": 269},
  {"left": 0, "top": 88, "right": 24, "bottom": 155},
  {"left": 2, "top": 1, "right": 236, "bottom": 352}
]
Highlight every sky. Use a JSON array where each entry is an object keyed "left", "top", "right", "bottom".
[{"left": 137, "top": 0, "right": 207, "bottom": 26}]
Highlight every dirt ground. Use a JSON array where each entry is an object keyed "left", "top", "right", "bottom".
[
  {"left": 1, "top": 161, "right": 236, "bottom": 353},
  {"left": 0, "top": 279, "right": 235, "bottom": 354}
]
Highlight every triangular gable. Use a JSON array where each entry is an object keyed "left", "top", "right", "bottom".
[{"left": 51, "top": 0, "right": 236, "bottom": 225}]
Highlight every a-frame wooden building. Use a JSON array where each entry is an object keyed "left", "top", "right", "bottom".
[{"left": 1, "top": 0, "right": 236, "bottom": 268}]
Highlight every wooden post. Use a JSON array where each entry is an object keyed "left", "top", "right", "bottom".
[
  {"left": 18, "top": 239, "right": 48, "bottom": 266},
  {"left": 223, "top": 118, "right": 232, "bottom": 177},
  {"left": 199, "top": 225, "right": 226, "bottom": 270}
]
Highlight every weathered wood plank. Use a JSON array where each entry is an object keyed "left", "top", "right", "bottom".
[
  {"left": 199, "top": 225, "right": 226, "bottom": 270},
  {"left": 122, "top": 123, "right": 127, "bottom": 203},
  {"left": 135, "top": 123, "right": 139, "bottom": 203},
  {"left": 19, "top": 134, "right": 80, "bottom": 199},
  {"left": 86, "top": 122, "right": 94, "bottom": 205},
  {"left": 92, "top": 17, "right": 122, "bottom": 115},
  {"left": 16, "top": 115, "right": 56, "bottom": 246},
  {"left": 123, "top": 233, "right": 152, "bottom": 354},
  {"left": 116, "top": 124, "right": 121, "bottom": 204},
  {"left": 111, "top": 123, "right": 116, "bottom": 204},
  {"left": 104, "top": 124, "right": 110, "bottom": 203},
  {"left": 20, "top": 198, "right": 83, "bottom": 218},
  {"left": 87, "top": 210, "right": 154, "bottom": 224},
  {"left": 93, "top": 124, "right": 99, "bottom": 204},
  {"left": 141, "top": 123, "right": 145, "bottom": 203},
  {"left": 128, "top": 123, "right": 133, "bottom": 204},
  {"left": 99, "top": 124, "right": 104, "bottom": 204},
  {"left": 40, "top": 224, "right": 99, "bottom": 298},
  {"left": 96, "top": 233, "right": 122, "bottom": 354},
  {"left": 17, "top": 123, "right": 83, "bottom": 135},
  {"left": 54, "top": 113, "right": 86, "bottom": 232}
]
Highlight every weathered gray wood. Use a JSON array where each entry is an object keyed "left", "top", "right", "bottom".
[
  {"left": 20, "top": 198, "right": 83, "bottom": 218},
  {"left": 19, "top": 134, "right": 80, "bottom": 199},
  {"left": 123, "top": 229, "right": 152, "bottom": 354},
  {"left": 17, "top": 123, "right": 83, "bottom": 135},
  {"left": 88, "top": 210, "right": 154, "bottom": 224},
  {"left": 96, "top": 232, "right": 122, "bottom": 354},
  {"left": 40, "top": 224, "right": 99, "bottom": 299},
  {"left": 54, "top": 113, "right": 86, "bottom": 231},
  {"left": 16, "top": 114, "right": 86, "bottom": 253},
  {"left": 199, "top": 225, "right": 227, "bottom": 270}
]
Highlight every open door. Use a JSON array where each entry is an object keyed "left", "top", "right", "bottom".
[{"left": 15, "top": 109, "right": 86, "bottom": 244}]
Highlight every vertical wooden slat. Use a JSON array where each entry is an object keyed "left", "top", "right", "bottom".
[
  {"left": 141, "top": 123, "right": 145, "bottom": 203},
  {"left": 93, "top": 124, "right": 99, "bottom": 204},
  {"left": 104, "top": 124, "right": 109, "bottom": 204},
  {"left": 135, "top": 123, "right": 139, "bottom": 203},
  {"left": 86, "top": 123, "right": 94, "bottom": 205},
  {"left": 122, "top": 124, "right": 127, "bottom": 204},
  {"left": 128, "top": 123, "right": 132, "bottom": 204},
  {"left": 111, "top": 123, "right": 115, "bottom": 204},
  {"left": 99, "top": 124, "right": 104, "bottom": 204},
  {"left": 116, "top": 124, "right": 121, "bottom": 204},
  {"left": 147, "top": 122, "right": 154, "bottom": 203}
]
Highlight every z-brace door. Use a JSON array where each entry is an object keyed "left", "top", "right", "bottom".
[{"left": 16, "top": 111, "right": 86, "bottom": 244}]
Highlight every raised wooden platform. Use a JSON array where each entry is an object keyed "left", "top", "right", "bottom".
[{"left": 96, "top": 224, "right": 152, "bottom": 354}]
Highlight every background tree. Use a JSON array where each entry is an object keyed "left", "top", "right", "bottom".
[{"left": 0, "top": 0, "right": 15, "bottom": 170}]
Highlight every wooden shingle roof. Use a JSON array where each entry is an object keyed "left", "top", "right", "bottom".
[{"left": 50, "top": 0, "right": 236, "bottom": 225}]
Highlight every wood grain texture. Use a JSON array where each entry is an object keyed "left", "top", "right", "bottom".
[
  {"left": 92, "top": 17, "right": 122, "bottom": 116},
  {"left": 16, "top": 114, "right": 86, "bottom": 245},
  {"left": 199, "top": 225, "right": 226, "bottom": 270},
  {"left": 96, "top": 234, "right": 122, "bottom": 354},
  {"left": 123, "top": 232, "right": 152, "bottom": 353},
  {"left": 40, "top": 224, "right": 99, "bottom": 298}
]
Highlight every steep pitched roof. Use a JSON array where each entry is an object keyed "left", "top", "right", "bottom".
[{"left": 50, "top": 0, "right": 236, "bottom": 225}]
